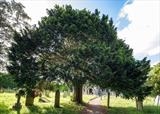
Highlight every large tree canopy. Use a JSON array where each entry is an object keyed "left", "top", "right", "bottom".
[
  {"left": 8, "top": 5, "right": 151, "bottom": 108},
  {"left": 37, "top": 5, "right": 134, "bottom": 104}
]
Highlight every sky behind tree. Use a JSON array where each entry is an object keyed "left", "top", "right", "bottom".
[{"left": 15, "top": 0, "right": 160, "bottom": 66}]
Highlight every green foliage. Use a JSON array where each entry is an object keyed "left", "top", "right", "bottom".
[
  {"left": 43, "top": 81, "right": 69, "bottom": 92},
  {"left": 122, "top": 58, "right": 152, "bottom": 101},
  {"left": 7, "top": 29, "right": 41, "bottom": 92},
  {"left": 84, "top": 39, "right": 134, "bottom": 90},
  {"left": 38, "top": 5, "right": 121, "bottom": 88},
  {"left": 148, "top": 63, "right": 160, "bottom": 95},
  {"left": 37, "top": 5, "right": 123, "bottom": 104},
  {"left": 0, "top": 72, "right": 16, "bottom": 89},
  {"left": 7, "top": 4, "right": 152, "bottom": 107}
]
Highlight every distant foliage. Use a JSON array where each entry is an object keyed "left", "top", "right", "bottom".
[
  {"left": 0, "top": 72, "right": 16, "bottom": 89},
  {"left": 148, "top": 63, "right": 160, "bottom": 95},
  {"left": 0, "top": 0, "right": 30, "bottom": 71}
]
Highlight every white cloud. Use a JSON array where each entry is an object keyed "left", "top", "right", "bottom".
[
  {"left": 117, "top": 0, "right": 160, "bottom": 59},
  {"left": 148, "top": 45, "right": 160, "bottom": 56},
  {"left": 16, "top": 0, "right": 68, "bottom": 25},
  {"left": 151, "top": 61, "right": 159, "bottom": 67}
]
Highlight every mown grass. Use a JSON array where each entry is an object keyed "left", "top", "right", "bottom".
[
  {"left": 0, "top": 92, "right": 94, "bottom": 114},
  {"left": 101, "top": 96, "right": 160, "bottom": 114},
  {"left": 4, "top": 92, "right": 160, "bottom": 114}
]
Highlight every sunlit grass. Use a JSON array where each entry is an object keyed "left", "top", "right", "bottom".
[
  {"left": 83, "top": 94, "right": 96, "bottom": 103},
  {"left": 0, "top": 92, "right": 94, "bottom": 114},
  {"left": 101, "top": 95, "right": 160, "bottom": 114},
  {"left": 2, "top": 92, "right": 160, "bottom": 114}
]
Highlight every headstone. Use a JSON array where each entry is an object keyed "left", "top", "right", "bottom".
[
  {"left": 155, "top": 95, "right": 160, "bottom": 105},
  {"left": 39, "top": 97, "right": 50, "bottom": 103}
]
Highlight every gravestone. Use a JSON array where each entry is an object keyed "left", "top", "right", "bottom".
[{"left": 155, "top": 95, "right": 160, "bottom": 105}]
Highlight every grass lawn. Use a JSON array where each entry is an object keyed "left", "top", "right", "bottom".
[
  {"left": 0, "top": 92, "right": 95, "bottom": 114},
  {"left": 101, "top": 95, "right": 160, "bottom": 114}
]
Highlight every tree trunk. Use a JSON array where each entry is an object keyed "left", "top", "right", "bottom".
[
  {"left": 25, "top": 93, "right": 34, "bottom": 106},
  {"left": 54, "top": 89, "right": 60, "bottom": 108},
  {"left": 73, "top": 84, "right": 83, "bottom": 104},
  {"left": 107, "top": 91, "right": 110, "bottom": 108},
  {"left": 136, "top": 98, "right": 143, "bottom": 111}
]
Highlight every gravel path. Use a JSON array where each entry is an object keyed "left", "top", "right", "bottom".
[{"left": 81, "top": 97, "right": 107, "bottom": 114}]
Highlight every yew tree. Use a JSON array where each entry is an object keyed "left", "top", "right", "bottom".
[
  {"left": 121, "top": 58, "right": 151, "bottom": 111},
  {"left": 7, "top": 28, "right": 41, "bottom": 106},
  {"left": 38, "top": 5, "right": 97, "bottom": 104},
  {"left": 7, "top": 4, "right": 149, "bottom": 108},
  {"left": 89, "top": 39, "right": 134, "bottom": 107},
  {"left": 36, "top": 4, "right": 136, "bottom": 104}
]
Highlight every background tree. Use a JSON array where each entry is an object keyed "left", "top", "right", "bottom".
[
  {"left": 0, "top": 72, "right": 16, "bottom": 90},
  {"left": 0, "top": 0, "right": 30, "bottom": 71},
  {"left": 42, "top": 63, "right": 67, "bottom": 108},
  {"left": 148, "top": 63, "right": 160, "bottom": 96}
]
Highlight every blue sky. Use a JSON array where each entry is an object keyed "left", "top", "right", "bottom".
[
  {"left": 58, "top": 0, "right": 127, "bottom": 22},
  {"left": 16, "top": 0, "right": 160, "bottom": 66},
  {"left": 16, "top": 0, "right": 127, "bottom": 25}
]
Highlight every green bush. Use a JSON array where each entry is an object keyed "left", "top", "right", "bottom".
[{"left": 0, "top": 73, "right": 17, "bottom": 90}]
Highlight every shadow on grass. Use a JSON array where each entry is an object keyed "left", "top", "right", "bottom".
[
  {"left": 0, "top": 102, "right": 84, "bottom": 114},
  {"left": 16, "top": 109, "right": 21, "bottom": 114},
  {"left": 0, "top": 103, "right": 10, "bottom": 114},
  {"left": 0, "top": 102, "right": 22, "bottom": 114},
  {"left": 27, "top": 105, "right": 43, "bottom": 114},
  {"left": 56, "top": 102, "right": 83, "bottom": 114},
  {"left": 106, "top": 105, "right": 160, "bottom": 114},
  {"left": 26, "top": 102, "right": 83, "bottom": 114}
]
